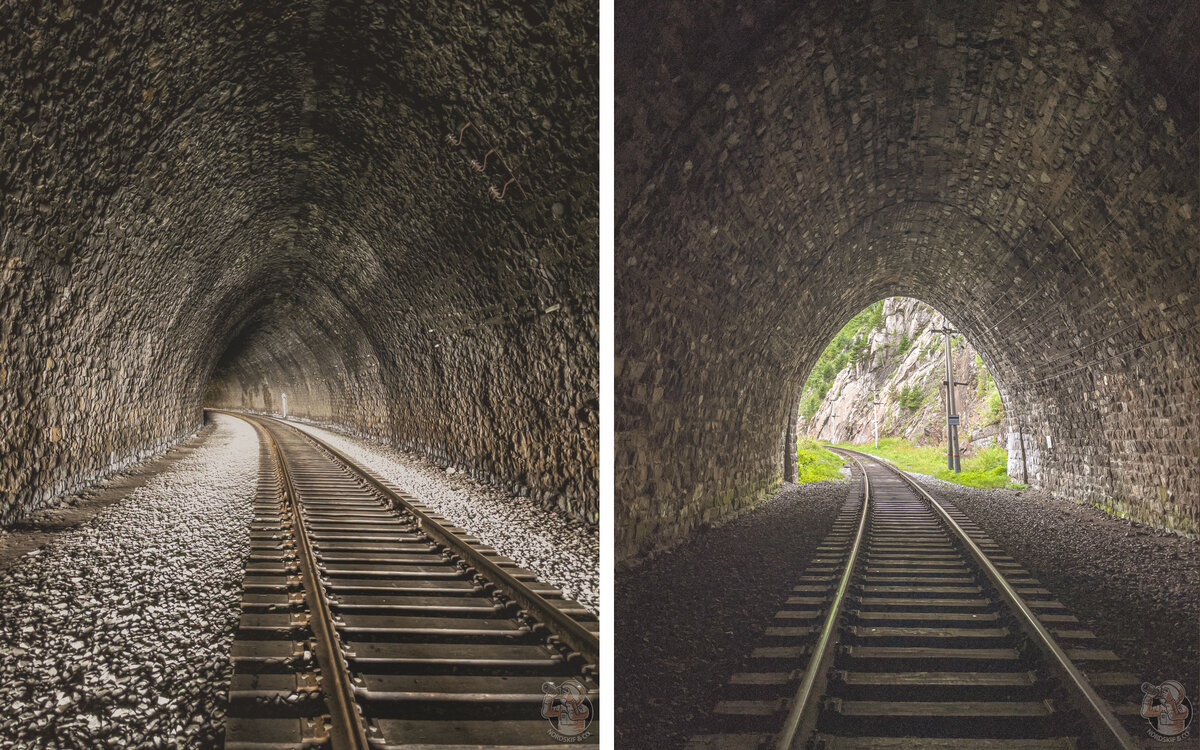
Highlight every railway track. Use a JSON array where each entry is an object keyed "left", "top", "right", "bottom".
[
  {"left": 687, "top": 448, "right": 1142, "bottom": 750},
  {"left": 216, "top": 411, "right": 599, "bottom": 749}
]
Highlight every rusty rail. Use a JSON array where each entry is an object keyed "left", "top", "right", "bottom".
[
  {"left": 836, "top": 446, "right": 1138, "bottom": 750},
  {"left": 775, "top": 448, "right": 871, "bottom": 750},
  {"left": 251, "top": 415, "right": 371, "bottom": 750},
  {"left": 251, "top": 412, "right": 600, "bottom": 667}
]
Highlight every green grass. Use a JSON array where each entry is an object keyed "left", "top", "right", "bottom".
[
  {"left": 796, "top": 437, "right": 848, "bottom": 483},
  {"left": 828, "top": 438, "right": 1025, "bottom": 489}
]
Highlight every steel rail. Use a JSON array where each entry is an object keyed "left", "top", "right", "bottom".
[
  {"left": 775, "top": 448, "right": 870, "bottom": 750},
  {"left": 231, "top": 413, "right": 372, "bottom": 750},
  {"left": 261, "top": 415, "right": 601, "bottom": 668},
  {"left": 837, "top": 447, "right": 1139, "bottom": 750}
]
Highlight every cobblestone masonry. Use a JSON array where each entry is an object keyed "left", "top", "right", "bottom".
[
  {"left": 1, "top": 1, "right": 598, "bottom": 526},
  {"left": 615, "top": 0, "right": 1198, "bottom": 561}
]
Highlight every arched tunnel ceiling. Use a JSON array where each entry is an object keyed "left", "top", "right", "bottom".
[
  {"left": 615, "top": 0, "right": 1198, "bottom": 560},
  {"left": 1, "top": 1, "right": 598, "bottom": 524}
]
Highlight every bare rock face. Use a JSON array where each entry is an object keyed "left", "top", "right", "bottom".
[{"left": 802, "top": 297, "right": 1003, "bottom": 453}]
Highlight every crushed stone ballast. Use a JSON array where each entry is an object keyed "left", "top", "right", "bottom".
[
  {"left": 284, "top": 417, "right": 599, "bottom": 615},
  {"left": 0, "top": 413, "right": 259, "bottom": 749},
  {"left": 218, "top": 411, "right": 599, "bottom": 748},
  {"left": 688, "top": 449, "right": 1141, "bottom": 750}
]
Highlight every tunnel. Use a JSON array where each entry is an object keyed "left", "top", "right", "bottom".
[
  {"left": 615, "top": 0, "right": 1198, "bottom": 562},
  {"left": 1, "top": 0, "right": 599, "bottom": 527}
]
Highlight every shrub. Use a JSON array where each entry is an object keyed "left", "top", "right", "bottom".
[
  {"left": 849, "top": 333, "right": 869, "bottom": 364},
  {"left": 868, "top": 300, "right": 885, "bottom": 330},
  {"left": 985, "top": 388, "right": 1004, "bottom": 424},
  {"left": 897, "top": 385, "right": 925, "bottom": 411},
  {"left": 795, "top": 437, "right": 846, "bottom": 483},
  {"left": 799, "top": 391, "right": 823, "bottom": 421},
  {"left": 798, "top": 301, "right": 887, "bottom": 422}
]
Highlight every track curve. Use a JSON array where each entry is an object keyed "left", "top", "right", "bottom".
[{"left": 688, "top": 448, "right": 1139, "bottom": 750}]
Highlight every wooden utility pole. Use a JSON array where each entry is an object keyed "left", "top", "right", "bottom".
[
  {"left": 872, "top": 381, "right": 880, "bottom": 449},
  {"left": 933, "top": 328, "right": 961, "bottom": 473}
]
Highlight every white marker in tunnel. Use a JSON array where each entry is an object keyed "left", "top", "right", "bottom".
[{"left": 281, "top": 392, "right": 287, "bottom": 419}]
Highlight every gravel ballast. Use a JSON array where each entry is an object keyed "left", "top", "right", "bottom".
[
  {"left": 615, "top": 478, "right": 855, "bottom": 750},
  {"left": 0, "top": 422, "right": 217, "bottom": 571},
  {"left": 0, "top": 413, "right": 259, "bottom": 749},
  {"left": 911, "top": 476, "right": 1200, "bottom": 701},
  {"left": 285, "top": 420, "right": 599, "bottom": 614}
]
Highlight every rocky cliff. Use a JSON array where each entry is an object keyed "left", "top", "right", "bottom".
[{"left": 800, "top": 298, "right": 1006, "bottom": 456}]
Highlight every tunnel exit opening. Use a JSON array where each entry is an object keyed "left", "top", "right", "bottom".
[{"left": 788, "top": 297, "right": 1025, "bottom": 491}]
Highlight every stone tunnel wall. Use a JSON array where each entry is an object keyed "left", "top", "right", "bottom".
[
  {"left": 615, "top": 0, "right": 1198, "bottom": 561},
  {"left": 2, "top": 1, "right": 597, "bottom": 526},
  {"left": 204, "top": 288, "right": 601, "bottom": 522}
]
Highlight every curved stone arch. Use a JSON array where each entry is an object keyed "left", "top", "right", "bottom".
[
  {"left": 773, "top": 193, "right": 1092, "bottom": 466},
  {"left": 615, "top": 0, "right": 1198, "bottom": 560},
  {"left": 1, "top": 1, "right": 598, "bottom": 529}
]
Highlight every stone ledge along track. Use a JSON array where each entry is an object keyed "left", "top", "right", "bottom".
[
  {"left": 687, "top": 448, "right": 1143, "bottom": 750},
  {"left": 214, "top": 410, "right": 600, "bottom": 749}
]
